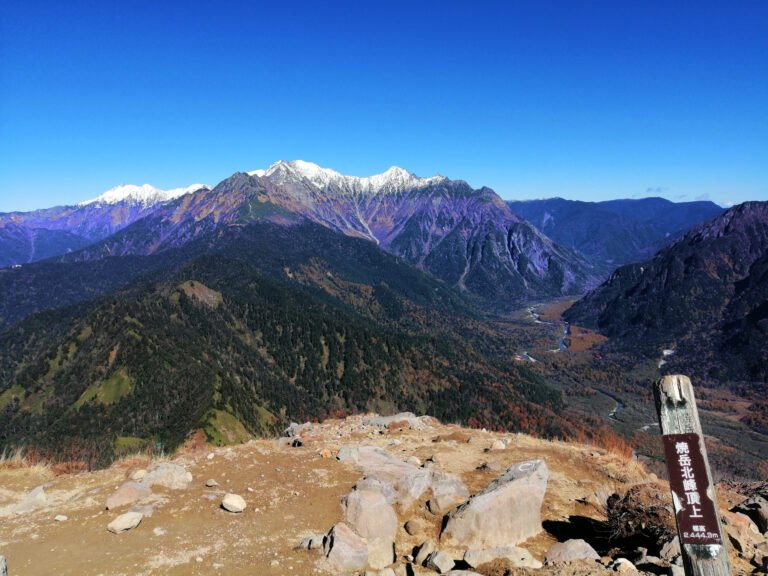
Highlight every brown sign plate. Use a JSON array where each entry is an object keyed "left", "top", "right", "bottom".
[{"left": 662, "top": 433, "right": 722, "bottom": 545}]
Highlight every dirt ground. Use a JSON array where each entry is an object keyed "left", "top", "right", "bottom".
[{"left": 0, "top": 416, "right": 756, "bottom": 575}]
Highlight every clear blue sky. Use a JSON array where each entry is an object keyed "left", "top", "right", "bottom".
[{"left": 1, "top": 0, "right": 766, "bottom": 212}]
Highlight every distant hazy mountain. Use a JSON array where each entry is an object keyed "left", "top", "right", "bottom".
[
  {"left": 60, "top": 161, "right": 599, "bottom": 305},
  {"left": 565, "top": 201, "right": 768, "bottom": 382},
  {"left": 507, "top": 197, "right": 724, "bottom": 268},
  {"left": 0, "top": 183, "right": 208, "bottom": 267}
]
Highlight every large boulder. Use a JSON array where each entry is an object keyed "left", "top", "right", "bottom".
[
  {"left": 464, "top": 546, "right": 542, "bottom": 569},
  {"left": 106, "top": 481, "right": 151, "bottom": 510},
  {"left": 107, "top": 511, "right": 143, "bottom": 534},
  {"left": 441, "top": 460, "right": 548, "bottom": 549},
  {"left": 324, "top": 522, "right": 368, "bottom": 572},
  {"left": 544, "top": 539, "right": 600, "bottom": 564},
  {"left": 338, "top": 446, "right": 468, "bottom": 512},
  {"left": 141, "top": 462, "right": 192, "bottom": 489},
  {"left": 343, "top": 489, "right": 397, "bottom": 569}
]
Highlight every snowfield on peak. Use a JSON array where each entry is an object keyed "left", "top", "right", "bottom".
[
  {"left": 79, "top": 183, "right": 209, "bottom": 207},
  {"left": 249, "top": 160, "right": 446, "bottom": 194}
]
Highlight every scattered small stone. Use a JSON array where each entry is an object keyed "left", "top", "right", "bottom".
[
  {"left": 130, "top": 469, "right": 147, "bottom": 481},
  {"left": 207, "top": 452, "right": 215, "bottom": 460},
  {"left": 153, "top": 527, "right": 167, "bottom": 536},
  {"left": 489, "top": 439, "right": 506, "bottom": 451},
  {"left": 247, "top": 487, "right": 255, "bottom": 493},
  {"left": 221, "top": 493, "right": 246, "bottom": 513},
  {"left": 54, "top": 514, "right": 68, "bottom": 522},
  {"left": 205, "top": 479, "right": 219, "bottom": 487},
  {"left": 107, "top": 511, "right": 143, "bottom": 534},
  {"left": 319, "top": 448, "right": 333, "bottom": 459}
]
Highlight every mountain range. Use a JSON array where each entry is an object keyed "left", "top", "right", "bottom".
[
  {"left": 2, "top": 160, "right": 751, "bottom": 464},
  {"left": 3, "top": 162, "right": 602, "bottom": 307},
  {"left": 507, "top": 197, "right": 724, "bottom": 269},
  {"left": 566, "top": 201, "right": 768, "bottom": 383},
  {"left": 0, "top": 184, "right": 209, "bottom": 268}
]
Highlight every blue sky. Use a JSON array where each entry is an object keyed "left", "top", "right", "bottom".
[{"left": 1, "top": 0, "right": 766, "bottom": 212}]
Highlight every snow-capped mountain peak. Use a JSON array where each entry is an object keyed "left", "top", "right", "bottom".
[
  {"left": 248, "top": 160, "right": 445, "bottom": 194},
  {"left": 79, "top": 183, "right": 209, "bottom": 207}
]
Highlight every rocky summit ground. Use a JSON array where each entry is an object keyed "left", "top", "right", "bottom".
[{"left": 1, "top": 414, "right": 766, "bottom": 576}]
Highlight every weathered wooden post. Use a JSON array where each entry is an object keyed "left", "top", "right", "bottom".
[{"left": 653, "top": 375, "right": 730, "bottom": 576}]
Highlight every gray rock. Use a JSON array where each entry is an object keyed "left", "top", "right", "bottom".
[
  {"left": 426, "top": 550, "right": 455, "bottom": 573},
  {"left": 343, "top": 488, "right": 397, "bottom": 569},
  {"left": 107, "top": 511, "right": 143, "bottom": 534},
  {"left": 444, "top": 572, "right": 483, "bottom": 576},
  {"left": 106, "top": 481, "right": 151, "bottom": 510},
  {"left": 464, "top": 546, "right": 542, "bottom": 569},
  {"left": 659, "top": 536, "right": 680, "bottom": 560},
  {"left": 130, "top": 469, "right": 147, "bottom": 481},
  {"left": 415, "top": 540, "right": 436, "bottom": 565},
  {"left": 612, "top": 558, "right": 637, "bottom": 572},
  {"left": 284, "top": 421, "right": 313, "bottom": 438},
  {"left": 441, "top": 459, "right": 548, "bottom": 549},
  {"left": 356, "top": 477, "right": 399, "bottom": 505},
  {"left": 733, "top": 495, "right": 768, "bottom": 533},
  {"left": 54, "top": 514, "right": 68, "bottom": 522},
  {"left": 298, "top": 534, "right": 325, "bottom": 551},
  {"left": 338, "top": 445, "right": 466, "bottom": 513},
  {"left": 324, "top": 522, "right": 368, "bottom": 572},
  {"left": 205, "top": 479, "right": 219, "bottom": 487},
  {"left": 0, "top": 555, "right": 6, "bottom": 576},
  {"left": 362, "top": 412, "right": 430, "bottom": 430},
  {"left": 427, "top": 471, "right": 469, "bottom": 514},
  {"left": 221, "top": 493, "right": 246, "bottom": 513},
  {"left": 142, "top": 462, "right": 192, "bottom": 490},
  {"left": 13, "top": 485, "right": 47, "bottom": 514},
  {"left": 404, "top": 517, "right": 428, "bottom": 536},
  {"left": 544, "top": 539, "right": 600, "bottom": 564}
]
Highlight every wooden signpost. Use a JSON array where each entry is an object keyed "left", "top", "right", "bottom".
[{"left": 653, "top": 375, "right": 731, "bottom": 576}]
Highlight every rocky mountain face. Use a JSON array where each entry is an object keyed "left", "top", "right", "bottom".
[
  {"left": 62, "top": 161, "right": 600, "bottom": 304},
  {"left": 565, "top": 201, "right": 768, "bottom": 382},
  {"left": 507, "top": 197, "right": 724, "bottom": 269},
  {"left": 0, "top": 184, "right": 209, "bottom": 267}
]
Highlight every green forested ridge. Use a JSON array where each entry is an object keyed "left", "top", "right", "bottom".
[{"left": 0, "top": 224, "right": 568, "bottom": 466}]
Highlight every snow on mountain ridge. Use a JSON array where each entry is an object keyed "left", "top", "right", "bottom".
[
  {"left": 79, "top": 183, "right": 209, "bottom": 207},
  {"left": 250, "top": 160, "right": 446, "bottom": 194}
]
